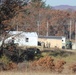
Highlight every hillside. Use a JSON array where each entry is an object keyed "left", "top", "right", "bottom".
[{"left": 53, "top": 5, "right": 76, "bottom": 11}]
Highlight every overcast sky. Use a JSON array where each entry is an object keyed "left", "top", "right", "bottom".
[{"left": 43, "top": 0, "right": 76, "bottom": 6}]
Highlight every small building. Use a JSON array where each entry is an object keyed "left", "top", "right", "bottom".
[
  {"left": 5, "top": 31, "right": 38, "bottom": 46},
  {"left": 38, "top": 36, "right": 66, "bottom": 49},
  {"left": 72, "top": 43, "right": 76, "bottom": 50}
]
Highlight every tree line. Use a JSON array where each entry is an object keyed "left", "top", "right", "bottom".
[{"left": 0, "top": 0, "right": 76, "bottom": 40}]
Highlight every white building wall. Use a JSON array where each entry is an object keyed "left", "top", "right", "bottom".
[
  {"left": 4, "top": 32, "right": 38, "bottom": 46},
  {"left": 72, "top": 43, "right": 76, "bottom": 50},
  {"left": 62, "top": 37, "right": 66, "bottom": 43},
  {"left": 15, "top": 37, "right": 38, "bottom": 46},
  {"left": 28, "top": 37, "right": 38, "bottom": 46},
  {"left": 62, "top": 37, "right": 66, "bottom": 47}
]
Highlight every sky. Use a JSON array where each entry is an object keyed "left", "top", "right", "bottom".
[{"left": 43, "top": 0, "right": 76, "bottom": 6}]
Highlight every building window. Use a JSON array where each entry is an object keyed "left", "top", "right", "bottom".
[
  {"left": 62, "top": 40, "right": 63, "bottom": 41},
  {"left": 26, "top": 38, "right": 29, "bottom": 42}
]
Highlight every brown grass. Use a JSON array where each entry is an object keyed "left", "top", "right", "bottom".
[
  {"left": 30, "top": 56, "right": 66, "bottom": 73},
  {"left": 0, "top": 71, "right": 76, "bottom": 75}
]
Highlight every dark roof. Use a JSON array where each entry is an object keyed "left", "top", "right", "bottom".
[{"left": 38, "top": 36, "right": 65, "bottom": 39}]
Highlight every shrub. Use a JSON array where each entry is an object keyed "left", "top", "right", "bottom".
[
  {"left": 49, "top": 50, "right": 74, "bottom": 57},
  {"left": 31, "top": 56, "right": 55, "bottom": 71},
  {"left": 69, "top": 64, "right": 76, "bottom": 73},
  {"left": 31, "top": 56, "right": 66, "bottom": 73},
  {"left": 55, "top": 60, "right": 66, "bottom": 73},
  {"left": 0, "top": 55, "right": 10, "bottom": 65}
]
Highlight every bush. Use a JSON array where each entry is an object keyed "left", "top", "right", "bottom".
[
  {"left": 31, "top": 56, "right": 66, "bottom": 73},
  {"left": 31, "top": 56, "right": 55, "bottom": 71},
  {"left": 25, "top": 48, "right": 41, "bottom": 60},
  {"left": 0, "top": 55, "right": 10, "bottom": 64},
  {"left": 49, "top": 50, "right": 74, "bottom": 57}
]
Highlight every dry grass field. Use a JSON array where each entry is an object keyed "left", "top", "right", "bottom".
[
  {"left": 0, "top": 71, "right": 76, "bottom": 75},
  {"left": 0, "top": 49, "right": 76, "bottom": 75}
]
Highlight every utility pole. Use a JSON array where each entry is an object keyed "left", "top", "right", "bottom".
[
  {"left": 37, "top": 21, "right": 40, "bottom": 36},
  {"left": 75, "top": 22, "right": 76, "bottom": 45},
  {"left": 46, "top": 21, "right": 49, "bottom": 36},
  {"left": 17, "top": 25, "right": 18, "bottom": 31},
  {"left": 37, "top": 12, "right": 41, "bottom": 36},
  {"left": 70, "top": 20, "right": 72, "bottom": 41}
]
